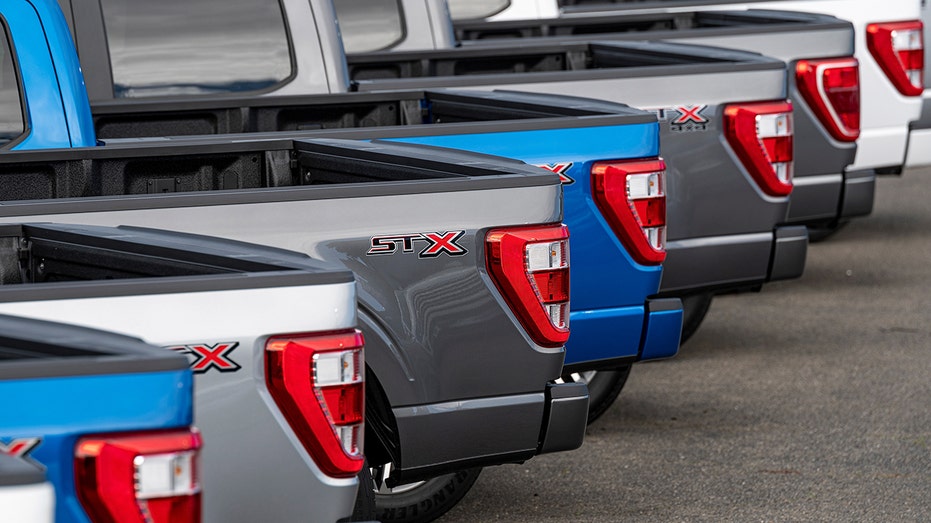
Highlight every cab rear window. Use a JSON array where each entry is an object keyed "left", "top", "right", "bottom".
[
  {"left": 100, "top": 0, "right": 293, "bottom": 97},
  {"left": 0, "top": 22, "right": 25, "bottom": 147},
  {"left": 448, "top": 0, "right": 511, "bottom": 21},
  {"left": 334, "top": 0, "right": 406, "bottom": 54}
]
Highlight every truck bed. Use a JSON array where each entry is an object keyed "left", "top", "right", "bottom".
[
  {"left": 0, "top": 136, "right": 556, "bottom": 201},
  {"left": 346, "top": 40, "right": 779, "bottom": 90},
  {"left": 454, "top": 8, "right": 847, "bottom": 41},
  {"left": 90, "top": 89, "right": 652, "bottom": 140}
]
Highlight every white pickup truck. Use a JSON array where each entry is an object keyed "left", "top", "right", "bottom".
[
  {"left": 453, "top": 0, "right": 926, "bottom": 177},
  {"left": 0, "top": 453, "right": 54, "bottom": 523}
]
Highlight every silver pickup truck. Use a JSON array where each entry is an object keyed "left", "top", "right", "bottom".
[{"left": 0, "top": 223, "right": 363, "bottom": 522}]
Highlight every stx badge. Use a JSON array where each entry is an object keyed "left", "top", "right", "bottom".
[
  {"left": 169, "top": 342, "right": 240, "bottom": 373},
  {"left": 669, "top": 105, "right": 709, "bottom": 132},
  {"left": 367, "top": 231, "right": 468, "bottom": 258},
  {"left": 537, "top": 163, "right": 575, "bottom": 184},
  {"left": 0, "top": 437, "right": 41, "bottom": 458}
]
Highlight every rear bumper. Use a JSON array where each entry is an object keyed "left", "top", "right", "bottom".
[
  {"left": 768, "top": 226, "right": 808, "bottom": 282},
  {"left": 786, "top": 173, "right": 843, "bottom": 224},
  {"left": 838, "top": 169, "right": 875, "bottom": 219},
  {"left": 661, "top": 224, "right": 807, "bottom": 294},
  {"left": 564, "top": 297, "right": 682, "bottom": 371},
  {"left": 638, "top": 298, "right": 683, "bottom": 362},
  {"left": 905, "top": 126, "right": 931, "bottom": 167},
  {"left": 389, "top": 382, "right": 589, "bottom": 482},
  {"left": 787, "top": 169, "right": 876, "bottom": 224},
  {"left": 905, "top": 98, "right": 931, "bottom": 168},
  {"left": 538, "top": 382, "right": 590, "bottom": 454}
]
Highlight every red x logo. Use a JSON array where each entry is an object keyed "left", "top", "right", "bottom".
[
  {"left": 0, "top": 437, "right": 41, "bottom": 458},
  {"left": 170, "top": 342, "right": 240, "bottom": 373},
  {"left": 537, "top": 163, "right": 575, "bottom": 184},
  {"left": 672, "top": 105, "right": 708, "bottom": 125},
  {"left": 420, "top": 231, "right": 467, "bottom": 258}
]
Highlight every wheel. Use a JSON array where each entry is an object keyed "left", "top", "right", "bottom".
[
  {"left": 368, "top": 463, "right": 482, "bottom": 523},
  {"left": 680, "top": 292, "right": 714, "bottom": 344},
  {"left": 559, "top": 366, "right": 631, "bottom": 424},
  {"left": 807, "top": 220, "right": 849, "bottom": 243}
]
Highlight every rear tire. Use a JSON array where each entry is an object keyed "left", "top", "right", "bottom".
[
  {"left": 370, "top": 467, "right": 482, "bottom": 523},
  {"left": 560, "top": 366, "right": 631, "bottom": 424},
  {"left": 680, "top": 292, "right": 714, "bottom": 344}
]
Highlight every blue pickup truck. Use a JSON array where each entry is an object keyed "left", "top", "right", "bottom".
[
  {"left": 3, "top": 1, "right": 683, "bottom": 520},
  {"left": 0, "top": 314, "right": 197, "bottom": 523}
]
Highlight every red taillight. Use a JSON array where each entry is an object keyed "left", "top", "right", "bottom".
[
  {"left": 486, "top": 224, "right": 570, "bottom": 348},
  {"left": 796, "top": 58, "right": 860, "bottom": 142},
  {"left": 724, "top": 101, "right": 794, "bottom": 197},
  {"left": 74, "top": 429, "right": 202, "bottom": 523},
  {"left": 265, "top": 329, "right": 364, "bottom": 478},
  {"left": 867, "top": 20, "right": 924, "bottom": 96},
  {"left": 591, "top": 158, "right": 666, "bottom": 265}
]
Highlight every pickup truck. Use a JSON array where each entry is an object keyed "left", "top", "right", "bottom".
[
  {"left": 906, "top": 0, "right": 931, "bottom": 169},
  {"left": 0, "top": 136, "right": 603, "bottom": 523},
  {"left": 333, "top": 0, "right": 809, "bottom": 341},
  {"left": 0, "top": 223, "right": 374, "bottom": 523},
  {"left": 54, "top": 0, "right": 688, "bottom": 424},
  {"left": 0, "top": 309, "right": 196, "bottom": 523},
  {"left": 448, "top": 7, "right": 868, "bottom": 235},
  {"left": 0, "top": 453, "right": 54, "bottom": 523},
  {"left": 453, "top": 0, "right": 926, "bottom": 181}
]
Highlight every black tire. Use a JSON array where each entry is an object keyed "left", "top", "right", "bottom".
[
  {"left": 560, "top": 366, "right": 631, "bottom": 424},
  {"left": 680, "top": 292, "right": 714, "bottom": 344},
  {"left": 371, "top": 468, "right": 482, "bottom": 523}
]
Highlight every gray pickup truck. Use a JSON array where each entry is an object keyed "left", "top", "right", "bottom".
[
  {"left": 448, "top": 6, "right": 868, "bottom": 239},
  {"left": 0, "top": 134, "right": 590, "bottom": 522}
]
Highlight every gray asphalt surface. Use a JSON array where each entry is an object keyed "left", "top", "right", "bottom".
[{"left": 443, "top": 169, "right": 931, "bottom": 522}]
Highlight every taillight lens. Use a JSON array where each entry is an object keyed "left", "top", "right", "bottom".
[
  {"left": 591, "top": 158, "right": 666, "bottom": 265},
  {"left": 265, "top": 329, "right": 364, "bottom": 478},
  {"left": 486, "top": 224, "right": 570, "bottom": 348},
  {"left": 724, "top": 101, "right": 794, "bottom": 197},
  {"left": 74, "top": 429, "right": 202, "bottom": 523},
  {"left": 796, "top": 58, "right": 860, "bottom": 142},
  {"left": 867, "top": 20, "right": 924, "bottom": 96}
]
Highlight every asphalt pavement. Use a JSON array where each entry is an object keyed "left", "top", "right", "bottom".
[{"left": 443, "top": 168, "right": 931, "bottom": 522}]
